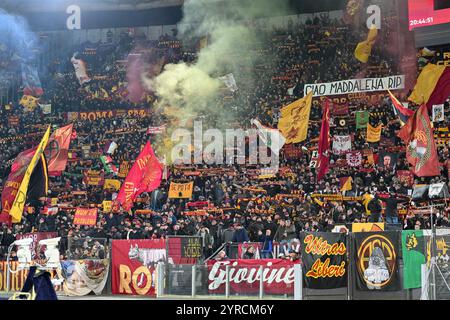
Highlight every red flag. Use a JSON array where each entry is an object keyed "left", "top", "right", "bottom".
[
  {"left": 317, "top": 99, "right": 331, "bottom": 181},
  {"left": 116, "top": 141, "right": 162, "bottom": 211},
  {"left": 45, "top": 124, "right": 73, "bottom": 176},
  {"left": 397, "top": 104, "right": 440, "bottom": 177}
]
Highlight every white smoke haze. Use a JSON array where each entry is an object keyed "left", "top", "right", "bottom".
[{"left": 0, "top": 9, "right": 38, "bottom": 86}]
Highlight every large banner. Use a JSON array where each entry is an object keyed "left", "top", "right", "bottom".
[
  {"left": 207, "top": 259, "right": 298, "bottom": 295},
  {"left": 67, "top": 109, "right": 151, "bottom": 122},
  {"left": 300, "top": 232, "right": 348, "bottom": 289},
  {"left": 61, "top": 259, "right": 109, "bottom": 296},
  {"left": 354, "top": 231, "right": 400, "bottom": 291},
  {"left": 304, "top": 75, "right": 405, "bottom": 97},
  {"left": 111, "top": 239, "right": 166, "bottom": 296},
  {"left": 16, "top": 232, "right": 57, "bottom": 259}
]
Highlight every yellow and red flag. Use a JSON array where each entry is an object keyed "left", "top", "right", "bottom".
[
  {"left": 397, "top": 104, "right": 440, "bottom": 177},
  {"left": 278, "top": 92, "right": 313, "bottom": 144},
  {"left": 409, "top": 64, "right": 450, "bottom": 111}
]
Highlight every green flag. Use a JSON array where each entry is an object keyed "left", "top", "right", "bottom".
[
  {"left": 355, "top": 110, "right": 369, "bottom": 129},
  {"left": 402, "top": 230, "right": 426, "bottom": 289}
]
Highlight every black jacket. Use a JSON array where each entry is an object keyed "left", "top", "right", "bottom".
[{"left": 376, "top": 195, "right": 408, "bottom": 218}]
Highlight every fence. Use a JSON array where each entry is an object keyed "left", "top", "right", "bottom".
[
  {"left": 156, "top": 262, "right": 302, "bottom": 300},
  {"left": 67, "top": 237, "right": 109, "bottom": 260}
]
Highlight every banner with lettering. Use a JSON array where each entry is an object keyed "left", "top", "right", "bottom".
[
  {"left": 102, "top": 200, "right": 112, "bottom": 213},
  {"left": 104, "top": 179, "right": 121, "bottom": 191},
  {"left": 118, "top": 161, "right": 130, "bottom": 178},
  {"left": 397, "top": 170, "right": 415, "bottom": 186},
  {"left": 366, "top": 123, "right": 382, "bottom": 143},
  {"left": 16, "top": 232, "right": 58, "bottom": 259},
  {"left": 283, "top": 144, "right": 302, "bottom": 160},
  {"left": 82, "top": 170, "right": 105, "bottom": 186},
  {"left": 300, "top": 232, "right": 347, "bottom": 289},
  {"left": 207, "top": 259, "right": 298, "bottom": 295},
  {"left": 61, "top": 259, "right": 109, "bottom": 296},
  {"left": 304, "top": 75, "right": 405, "bottom": 97},
  {"left": 354, "top": 231, "right": 400, "bottom": 291},
  {"left": 332, "top": 135, "right": 352, "bottom": 155},
  {"left": 111, "top": 239, "right": 166, "bottom": 296},
  {"left": 168, "top": 181, "right": 194, "bottom": 199},
  {"left": 73, "top": 208, "right": 98, "bottom": 226}
]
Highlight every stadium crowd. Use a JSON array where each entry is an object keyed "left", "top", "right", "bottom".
[{"left": 1, "top": 13, "right": 450, "bottom": 260}]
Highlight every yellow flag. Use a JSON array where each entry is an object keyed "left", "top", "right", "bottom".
[
  {"left": 168, "top": 181, "right": 194, "bottom": 199},
  {"left": 354, "top": 26, "right": 378, "bottom": 63},
  {"left": 19, "top": 95, "right": 39, "bottom": 112},
  {"left": 277, "top": 92, "right": 313, "bottom": 144},
  {"left": 408, "top": 63, "right": 446, "bottom": 105},
  {"left": 366, "top": 123, "right": 382, "bottom": 142},
  {"left": 9, "top": 126, "right": 51, "bottom": 223}
]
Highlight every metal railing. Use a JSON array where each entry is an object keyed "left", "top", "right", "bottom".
[{"left": 156, "top": 261, "right": 303, "bottom": 300}]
